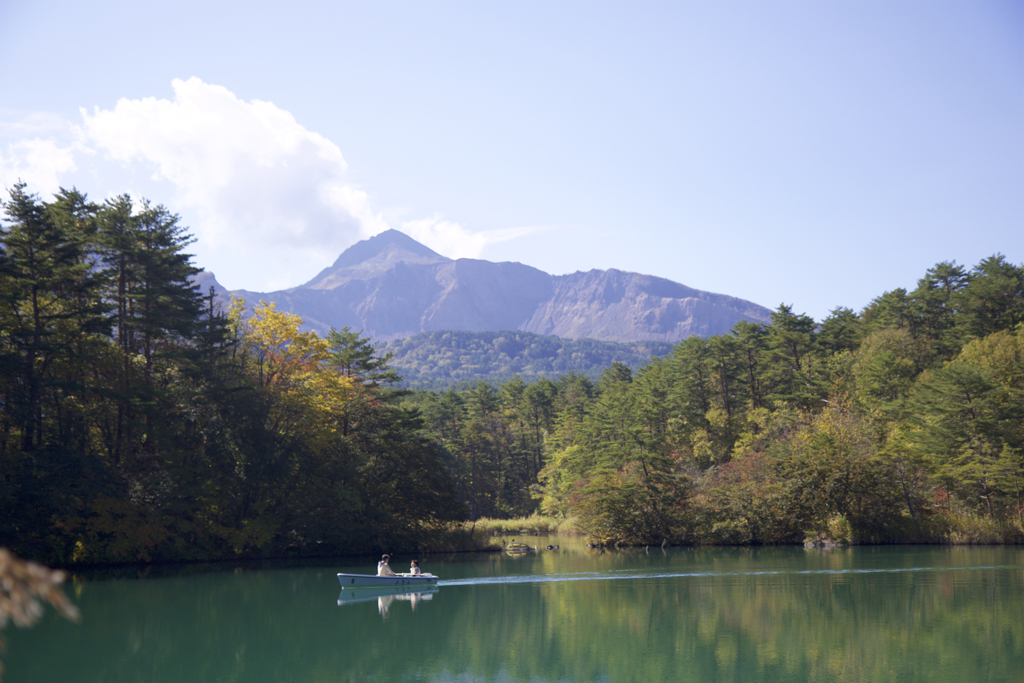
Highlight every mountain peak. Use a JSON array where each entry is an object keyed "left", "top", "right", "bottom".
[
  {"left": 333, "top": 229, "right": 448, "bottom": 269},
  {"left": 303, "top": 229, "right": 451, "bottom": 289}
]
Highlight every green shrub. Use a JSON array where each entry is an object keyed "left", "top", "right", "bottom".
[{"left": 827, "top": 514, "right": 853, "bottom": 544}]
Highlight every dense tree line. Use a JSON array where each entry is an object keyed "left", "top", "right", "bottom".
[
  {"left": 3, "top": 184, "right": 1022, "bottom": 564},
  {"left": 381, "top": 330, "right": 673, "bottom": 390},
  {"left": 0, "top": 184, "right": 464, "bottom": 565},
  {"left": 409, "top": 256, "right": 1024, "bottom": 545}
]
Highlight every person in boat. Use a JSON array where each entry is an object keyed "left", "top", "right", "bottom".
[
  {"left": 409, "top": 560, "right": 421, "bottom": 575},
  {"left": 377, "top": 554, "right": 396, "bottom": 576}
]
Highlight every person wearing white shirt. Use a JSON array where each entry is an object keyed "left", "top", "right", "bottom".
[{"left": 377, "top": 554, "right": 395, "bottom": 576}]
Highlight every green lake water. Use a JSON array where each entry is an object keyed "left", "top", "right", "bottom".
[{"left": 5, "top": 538, "right": 1023, "bottom": 683}]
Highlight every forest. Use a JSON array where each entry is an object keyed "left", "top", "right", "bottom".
[
  {"left": 0, "top": 184, "right": 464, "bottom": 566},
  {"left": 381, "top": 330, "right": 674, "bottom": 390},
  {"left": 1, "top": 183, "right": 1022, "bottom": 567},
  {"left": 414, "top": 260, "right": 1024, "bottom": 546}
]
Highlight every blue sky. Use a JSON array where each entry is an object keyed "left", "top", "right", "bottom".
[{"left": 1, "top": 0, "right": 1021, "bottom": 322}]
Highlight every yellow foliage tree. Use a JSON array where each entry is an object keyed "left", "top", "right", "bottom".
[{"left": 231, "top": 298, "right": 355, "bottom": 434}]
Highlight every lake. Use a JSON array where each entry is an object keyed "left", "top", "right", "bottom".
[{"left": 5, "top": 538, "right": 1023, "bottom": 683}]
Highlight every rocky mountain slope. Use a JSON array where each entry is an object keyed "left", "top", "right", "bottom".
[{"left": 198, "top": 230, "right": 772, "bottom": 342}]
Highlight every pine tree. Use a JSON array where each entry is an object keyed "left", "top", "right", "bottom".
[
  {"left": 0, "top": 184, "right": 109, "bottom": 452},
  {"left": 763, "top": 304, "right": 821, "bottom": 410},
  {"left": 95, "top": 196, "right": 205, "bottom": 465},
  {"left": 957, "top": 255, "right": 1024, "bottom": 340}
]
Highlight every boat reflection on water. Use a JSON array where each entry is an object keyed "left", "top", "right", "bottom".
[{"left": 337, "top": 585, "right": 439, "bottom": 617}]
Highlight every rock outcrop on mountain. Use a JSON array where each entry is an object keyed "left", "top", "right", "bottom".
[
  {"left": 524, "top": 269, "right": 771, "bottom": 342},
  {"left": 204, "top": 229, "right": 772, "bottom": 342}
]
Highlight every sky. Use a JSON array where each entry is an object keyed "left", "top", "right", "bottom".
[{"left": 1, "top": 0, "right": 1021, "bottom": 322}]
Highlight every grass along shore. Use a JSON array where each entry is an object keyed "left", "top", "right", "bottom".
[
  {"left": 456, "top": 510, "right": 1024, "bottom": 548},
  {"left": 462, "top": 515, "right": 583, "bottom": 537}
]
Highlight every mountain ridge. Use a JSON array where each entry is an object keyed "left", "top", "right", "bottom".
[{"left": 199, "top": 230, "right": 773, "bottom": 342}]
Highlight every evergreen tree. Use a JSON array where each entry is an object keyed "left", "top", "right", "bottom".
[
  {"left": 93, "top": 196, "right": 205, "bottom": 466},
  {"left": 0, "top": 184, "right": 109, "bottom": 453},
  {"left": 326, "top": 326, "right": 401, "bottom": 389},
  {"left": 862, "top": 288, "right": 916, "bottom": 336},
  {"left": 763, "top": 304, "right": 821, "bottom": 409},
  {"left": 731, "top": 319, "right": 769, "bottom": 409},
  {"left": 817, "top": 306, "right": 861, "bottom": 356},
  {"left": 957, "top": 255, "right": 1024, "bottom": 340},
  {"left": 911, "top": 261, "right": 969, "bottom": 363}
]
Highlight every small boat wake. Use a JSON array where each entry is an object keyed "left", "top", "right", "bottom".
[{"left": 438, "top": 564, "right": 1020, "bottom": 587}]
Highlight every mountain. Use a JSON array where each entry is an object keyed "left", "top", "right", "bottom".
[{"left": 205, "top": 229, "right": 772, "bottom": 342}]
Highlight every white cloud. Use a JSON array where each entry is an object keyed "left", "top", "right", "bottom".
[
  {"left": 400, "top": 217, "right": 545, "bottom": 260},
  {"left": 0, "top": 138, "right": 79, "bottom": 197},
  {"left": 3, "top": 79, "right": 541, "bottom": 290},
  {"left": 401, "top": 216, "right": 488, "bottom": 259},
  {"left": 78, "top": 77, "right": 389, "bottom": 254},
  {"left": 0, "top": 111, "right": 72, "bottom": 137}
]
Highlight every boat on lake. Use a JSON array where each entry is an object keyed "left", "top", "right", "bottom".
[{"left": 337, "top": 572, "right": 439, "bottom": 588}]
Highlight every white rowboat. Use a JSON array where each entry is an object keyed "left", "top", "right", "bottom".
[{"left": 337, "top": 572, "right": 439, "bottom": 588}]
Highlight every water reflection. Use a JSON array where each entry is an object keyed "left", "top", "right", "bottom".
[
  {"left": 5, "top": 542, "right": 1023, "bottom": 683},
  {"left": 439, "top": 561, "right": 1017, "bottom": 586},
  {"left": 337, "top": 585, "right": 439, "bottom": 617}
]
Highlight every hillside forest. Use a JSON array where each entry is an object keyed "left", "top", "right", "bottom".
[
  {"left": 381, "top": 331, "right": 674, "bottom": 390},
  {"left": 1, "top": 184, "right": 1022, "bottom": 566}
]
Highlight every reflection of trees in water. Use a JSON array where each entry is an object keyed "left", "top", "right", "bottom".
[
  {"left": 6, "top": 550, "right": 1023, "bottom": 683},
  {"left": 435, "top": 549, "right": 1024, "bottom": 683},
  {"left": 529, "top": 551, "right": 1024, "bottom": 682}
]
